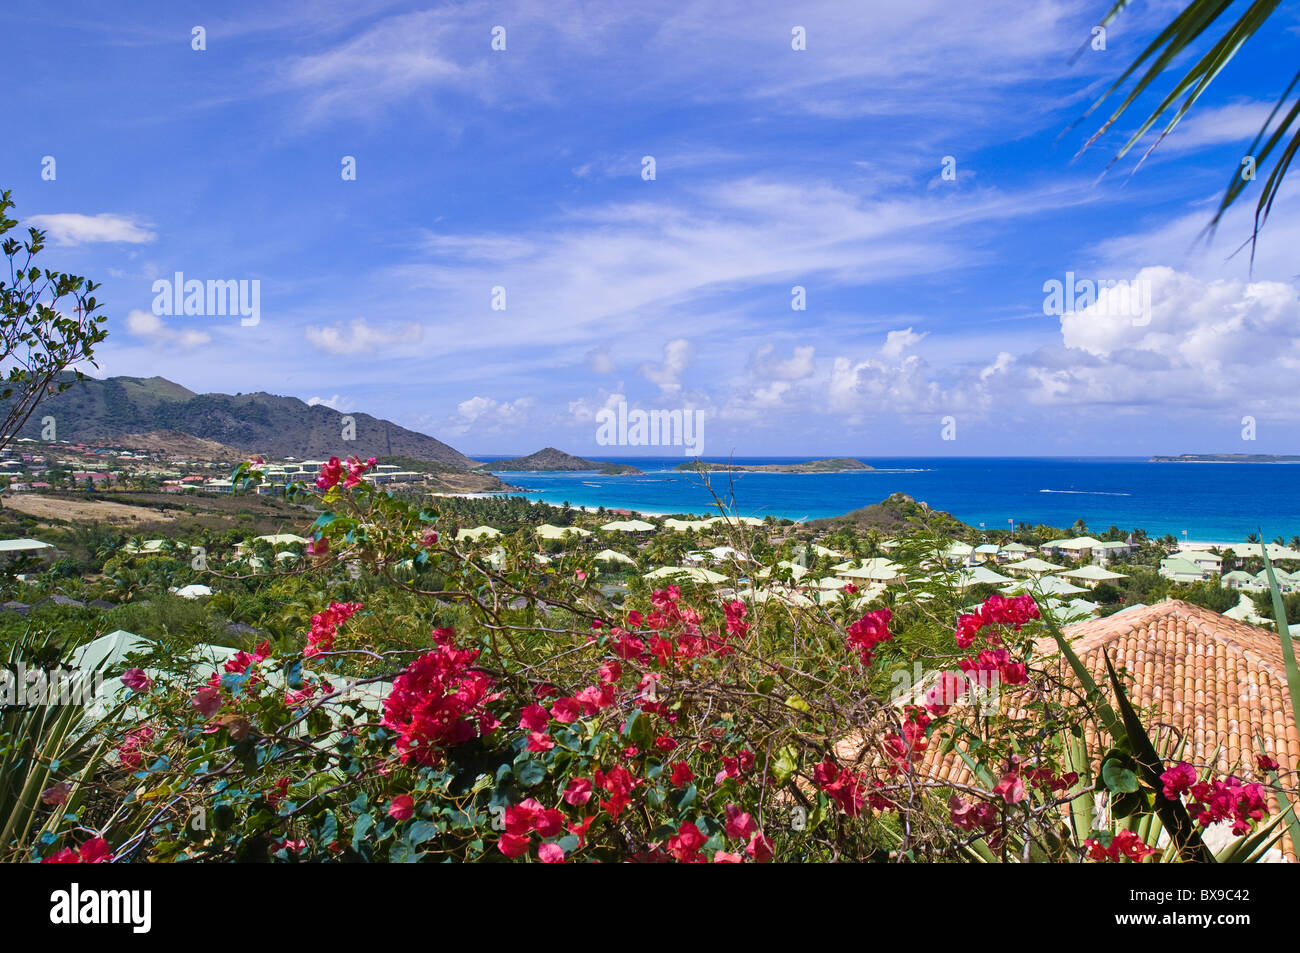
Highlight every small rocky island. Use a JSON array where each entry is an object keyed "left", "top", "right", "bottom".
[
  {"left": 1149, "top": 453, "right": 1300, "bottom": 464},
  {"left": 676, "top": 457, "right": 872, "bottom": 474},
  {"left": 475, "top": 447, "right": 644, "bottom": 474}
]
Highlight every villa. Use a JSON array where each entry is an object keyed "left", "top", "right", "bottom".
[{"left": 1159, "top": 556, "right": 1213, "bottom": 583}]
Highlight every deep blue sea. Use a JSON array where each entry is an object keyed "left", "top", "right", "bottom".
[{"left": 475, "top": 457, "right": 1300, "bottom": 541}]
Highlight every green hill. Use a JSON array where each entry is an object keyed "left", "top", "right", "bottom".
[{"left": 8, "top": 374, "right": 478, "bottom": 467}]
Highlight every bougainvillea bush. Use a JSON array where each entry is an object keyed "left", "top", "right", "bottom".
[{"left": 15, "top": 458, "right": 1297, "bottom": 863}]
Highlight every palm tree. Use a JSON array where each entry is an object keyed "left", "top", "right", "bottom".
[{"left": 1084, "top": 0, "right": 1299, "bottom": 258}]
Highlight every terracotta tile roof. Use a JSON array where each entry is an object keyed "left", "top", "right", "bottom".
[
  {"left": 1043, "top": 600, "right": 1299, "bottom": 776},
  {"left": 869, "top": 601, "right": 1299, "bottom": 858}
]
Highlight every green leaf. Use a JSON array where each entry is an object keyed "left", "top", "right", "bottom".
[
  {"left": 351, "top": 813, "right": 374, "bottom": 851},
  {"left": 1102, "top": 651, "right": 1212, "bottom": 862},
  {"left": 1101, "top": 758, "right": 1140, "bottom": 794}
]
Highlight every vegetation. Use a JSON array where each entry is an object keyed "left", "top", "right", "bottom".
[
  {"left": 0, "top": 460, "right": 1294, "bottom": 864},
  {"left": 0, "top": 190, "right": 109, "bottom": 453},
  {"left": 1085, "top": 0, "right": 1300, "bottom": 257}
]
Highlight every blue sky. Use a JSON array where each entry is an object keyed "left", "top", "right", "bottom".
[{"left": 5, "top": 0, "right": 1300, "bottom": 457}]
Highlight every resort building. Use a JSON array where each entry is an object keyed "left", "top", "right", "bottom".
[
  {"left": 1159, "top": 556, "right": 1213, "bottom": 583},
  {"left": 0, "top": 537, "right": 57, "bottom": 565}
]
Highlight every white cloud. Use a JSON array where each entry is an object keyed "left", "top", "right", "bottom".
[
  {"left": 307, "top": 394, "right": 352, "bottom": 412},
  {"left": 881, "top": 327, "right": 927, "bottom": 358},
  {"left": 28, "top": 213, "right": 155, "bottom": 245},
  {"left": 639, "top": 339, "right": 692, "bottom": 393},
  {"left": 124, "top": 309, "right": 210, "bottom": 350},
  {"left": 444, "top": 394, "right": 536, "bottom": 435},
  {"left": 568, "top": 389, "right": 626, "bottom": 422},
  {"left": 751, "top": 344, "right": 815, "bottom": 380},
  {"left": 304, "top": 318, "right": 423, "bottom": 355}
]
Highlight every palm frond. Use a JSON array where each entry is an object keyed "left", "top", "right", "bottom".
[{"left": 1079, "top": 0, "right": 1295, "bottom": 258}]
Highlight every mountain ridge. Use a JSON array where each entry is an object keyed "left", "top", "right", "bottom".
[{"left": 9, "top": 374, "right": 478, "bottom": 467}]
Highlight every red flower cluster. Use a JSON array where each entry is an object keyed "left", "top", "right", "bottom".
[
  {"left": 594, "top": 765, "right": 640, "bottom": 818},
  {"left": 304, "top": 602, "right": 363, "bottom": 658},
  {"left": 949, "top": 794, "right": 999, "bottom": 835},
  {"left": 723, "top": 599, "right": 750, "bottom": 638},
  {"left": 958, "top": 647, "right": 1028, "bottom": 688},
  {"left": 955, "top": 593, "right": 1039, "bottom": 649},
  {"left": 1084, "top": 829, "right": 1156, "bottom": 862},
  {"left": 1160, "top": 762, "right": 1270, "bottom": 835},
  {"left": 224, "top": 640, "right": 272, "bottom": 674},
  {"left": 666, "top": 821, "right": 707, "bottom": 862},
  {"left": 881, "top": 706, "right": 930, "bottom": 774},
  {"left": 381, "top": 628, "right": 502, "bottom": 766},
  {"left": 497, "top": 797, "right": 568, "bottom": 860},
  {"left": 1159, "top": 761, "right": 1198, "bottom": 800},
  {"left": 117, "top": 726, "right": 154, "bottom": 769},
  {"left": 315, "top": 455, "right": 378, "bottom": 491},
  {"left": 845, "top": 608, "right": 892, "bottom": 665},
  {"left": 813, "top": 759, "right": 866, "bottom": 816},
  {"left": 42, "top": 837, "right": 113, "bottom": 864},
  {"left": 1187, "top": 777, "right": 1270, "bottom": 835}
]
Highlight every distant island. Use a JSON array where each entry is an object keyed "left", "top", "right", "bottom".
[
  {"left": 1150, "top": 453, "right": 1300, "bottom": 464},
  {"left": 476, "top": 447, "right": 644, "bottom": 474},
  {"left": 676, "top": 457, "right": 872, "bottom": 474}
]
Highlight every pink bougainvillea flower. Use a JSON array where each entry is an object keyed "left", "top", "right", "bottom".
[
  {"left": 669, "top": 762, "right": 695, "bottom": 788},
  {"left": 746, "top": 833, "right": 774, "bottom": 863},
  {"left": 41, "top": 782, "right": 72, "bottom": 806},
  {"left": 380, "top": 629, "right": 502, "bottom": 767},
  {"left": 626, "top": 610, "right": 643, "bottom": 628},
  {"left": 304, "top": 601, "right": 364, "bottom": 658},
  {"left": 724, "top": 804, "right": 756, "bottom": 840},
  {"left": 569, "top": 815, "right": 594, "bottom": 848},
  {"left": 1160, "top": 762, "right": 1199, "bottom": 801},
  {"left": 538, "top": 842, "right": 566, "bottom": 863},
  {"left": 192, "top": 686, "right": 222, "bottom": 717},
  {"left": 576, "top": 571, "right": 588, "bottom": 582},
  {"left": 993, "top": 771, "right": 1026, "bottom": 805},
  {"left": 504, "top": 800, "right": 544, "bottom": 836},
  {"left": 813, "top": 759, "right": 866, "bottom": 817},
  {"left": 388, "top": 795, "right": 415, "bottom": 821},
  {"left": 420, "top": 528, "right": 439, "bottom": 547},
  {"left": 42, "top": 837, "right": 113, "bottom": 864},
  {"left": 713, "top": 851, "right": 743, "bottom": 863},
  {"left": 120, "top": 668, "right": 151, "bottom": 692},
  {"left": 306, "top": 535, "right": 329, "bottom": 557},
  {"left": 527, "top": 731, "right": 555, "bottom": 753},
  {"left": 563, "top": 777, "right": 593, "bottom": 806},
  {"left": 315, "top": 457, "right": 343, "bottom": 490},
  {"left": 550, "top": 697, "right": 582, "bottom": 724},
  {"left": 534, "top": 808, "right": 566, "bottom": 838},
  {"left": 497, "top": 833, "right": 531, "bottom": 859},
  {"left": 598, "top": 660, "right": 622, "bottom": 684},
  {"left": 116, "top": 726, "right": 154, "bottom": 770},
  {"left": 845, "top": 608, "right": 892, "bottom": 666},
  {"left": 1257, "top": 754, "right": 1281, "bottom": 772},
  {"left": 519, "top": 704, "right": 550, "bottom": 732},
  {"left": 666, "top": 821, "right": 706, "bottom": 862}
]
